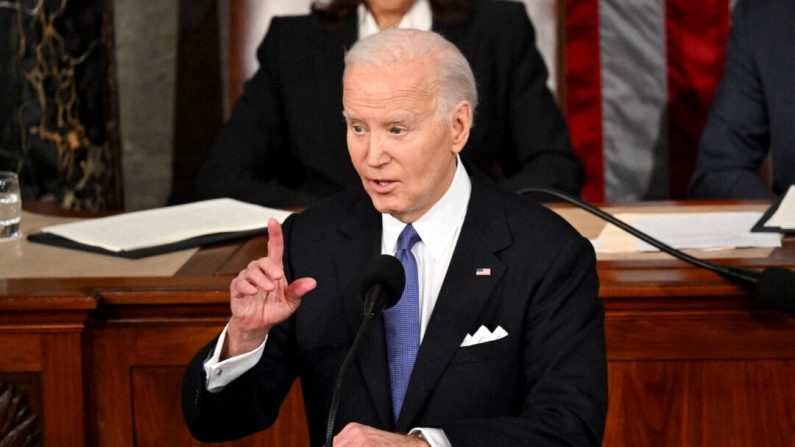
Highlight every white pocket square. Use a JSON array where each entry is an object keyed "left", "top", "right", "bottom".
[{"left": 460, "top": 325, "right": 508, "bottom": 347}]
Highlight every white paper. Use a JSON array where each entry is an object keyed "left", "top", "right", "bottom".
[
  {"left": 764, "top": 185, "right": 795, "bottom": 229},
  {"left": 595, "top": 212, "right": 781, "bottom": 253},
  {"left": 40, "top": 198, "right": 292, "bottom": 252}
]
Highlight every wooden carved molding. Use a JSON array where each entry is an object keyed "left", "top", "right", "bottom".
[{"left": 0, "top": 381, "right": 40, "bottom": 447}]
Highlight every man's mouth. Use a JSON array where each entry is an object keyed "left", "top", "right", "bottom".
[{"left": 370, "top": 178, "right": 397, "bottom": 193}]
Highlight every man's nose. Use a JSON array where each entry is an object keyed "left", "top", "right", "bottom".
[{"left": 366, "top": 133, "right": 390, "bottom": 166}]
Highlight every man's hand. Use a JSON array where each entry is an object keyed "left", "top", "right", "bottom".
[
  {"left": 224, "top": 218, "right": 316, "bottom": 358},
  {"left": 332, "top": 423, "right": 429, "bottom": 446}
]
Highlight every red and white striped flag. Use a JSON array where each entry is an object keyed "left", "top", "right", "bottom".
[{"left": 565, "top": 0, "right": 733, "bottom": 202}]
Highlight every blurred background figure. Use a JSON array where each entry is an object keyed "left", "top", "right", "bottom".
[
  {"left": 689, "top": 0, "right": 795, "bottom": 200},
  {"left": 192, "top": 0, "right": 582, "bottom": 208}
]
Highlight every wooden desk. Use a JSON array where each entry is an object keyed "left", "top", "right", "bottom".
[{"left": 1, "top": 203, "right": 793, "bottom": 446}]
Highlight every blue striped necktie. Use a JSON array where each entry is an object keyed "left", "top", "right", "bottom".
[{"left": 384, "top": 224, "right": 421, "bottom": 421}]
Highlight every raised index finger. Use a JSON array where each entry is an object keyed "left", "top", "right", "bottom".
[{"left": 266, "top": 218, "right": 284, "bottom": 268}]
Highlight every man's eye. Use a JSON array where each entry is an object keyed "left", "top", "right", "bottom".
[
  {"left": 390, "top": 127, "right": 404, "bottom": 135},
  {"left": 352, "top": 125, "right": 364, "bottom": 133}
]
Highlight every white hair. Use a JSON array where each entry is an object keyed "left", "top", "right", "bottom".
[{"left": 344, "top": 29, "right": 478, "bottom": 125}]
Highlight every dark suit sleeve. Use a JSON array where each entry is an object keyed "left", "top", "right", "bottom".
[
  {"left": 688, "top": 1, "right": 774, "bottom": 200},
  {"left": 498, "top": 3, "right": 584, "bottom": 196},
  {"left": 181, "top": 326, "right": 301, "bottom": 442},
  {"left": 442, "top": 236, "right": 606, "bottom": 446},
  {"left": 193, "top": 20, "right": 322, "bottom": 208}
]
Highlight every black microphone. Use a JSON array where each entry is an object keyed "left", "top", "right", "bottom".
[
  {"left": 360, "top": 255, "right": 406, "bottom": 317},
  {"left": 518, "top": 187, "right": 795, "bottom": 314},
  {"left": 325, "top": 255, "right": 405, "bottom": 447}
]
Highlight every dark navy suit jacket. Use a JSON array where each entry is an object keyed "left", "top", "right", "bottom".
[
  {"left": 183, "top": 176, "right": 606, "bottom": 446},
  {"left": 689, "top": 0, "right": 795, "bottom": 199},
  {"left": 193, "top": 0, "right": 582, "bottom": 208}
]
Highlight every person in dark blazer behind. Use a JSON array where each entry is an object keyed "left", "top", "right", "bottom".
[
  {"left": 183, "top": 29, "right": 605, "bottom": 446},
  {"left": 689, "top": 0, "right": 795, "bottom": 199},
  {"left": 193, "top": 0, "right": 583, "bottom": 209}
]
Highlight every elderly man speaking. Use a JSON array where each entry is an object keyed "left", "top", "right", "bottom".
[{"left": 183, "top": 29, "right": 606, "bottom": 447}]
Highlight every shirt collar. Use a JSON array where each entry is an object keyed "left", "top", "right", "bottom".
[
  {"left": 382, "top": 156, "right": 471, "bottom": 262},
  {"left": 357, "top": 0, "right": 433, "bottom": 40}
]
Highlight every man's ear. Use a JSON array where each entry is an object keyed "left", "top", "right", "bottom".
[{"left": 450, "top": 100, "right": 472, "bottom": 154}]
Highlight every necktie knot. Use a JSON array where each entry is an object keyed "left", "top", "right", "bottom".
[{"left": 398, "top": 224, "right": 421, "bottom": 252}]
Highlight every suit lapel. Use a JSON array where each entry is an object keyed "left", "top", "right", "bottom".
[
  {"left": 396, "top": 182, "right": 513, "bottom": 430},
  {"left": 331, "top": 193, "right": 394, "bottom": 429}
]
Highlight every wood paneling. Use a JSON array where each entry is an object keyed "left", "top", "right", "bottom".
[
  {"left": 0, "top": 291, "right": 91, "bottom": 446},
  {"left": 0, "top": 335, "right": 41, "bottom": 371},
  {"left": 605, "top": 360, "right": 795, "bottom": 446},
  {"left": 40, "top": 333, "right": 86, "bottom": 447},
  {"left": 130, "top": 368, "right": 307, "bottom": 447},
  {"left": 88, "top": 324, "right": 308, "bottom": 446},
  {"left": 1, "top": 202, "right": 793, "bottom": 446},
  {"left": 606, "top": 310, "right": 795, "bottom": 360},
  {"left": 131, "top": 367, "right": 202, "bottom": 447}
]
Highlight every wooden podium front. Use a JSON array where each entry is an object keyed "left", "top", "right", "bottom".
[{"left": 1, "top": 203, "right": 793, "bottom": 446}]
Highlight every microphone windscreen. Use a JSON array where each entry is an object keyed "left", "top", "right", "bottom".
[
  {"left": 360, "top": 254, "right": 405, "bottom": 310},
  {"left": 756, "top": 268, "right": 795, "bottom": 313}
]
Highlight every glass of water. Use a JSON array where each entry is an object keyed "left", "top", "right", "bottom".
[{"left": 0, "top": 171, "right": 21, "bottom": 239}]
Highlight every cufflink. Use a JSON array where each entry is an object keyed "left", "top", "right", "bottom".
[{"left": 410, "top": 431, "right": 427, "bottom": 445}]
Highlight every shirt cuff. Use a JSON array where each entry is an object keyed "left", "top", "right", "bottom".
[
  {"left": 409, "top": 427, "right": 451, "bottom": 447},
  {"left": 203, "top": 323, "right": 267, "bottom": 392}
]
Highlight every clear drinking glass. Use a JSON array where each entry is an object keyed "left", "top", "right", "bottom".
[{"left": 0, "top": 171, "right": 21, "bottom": 239}]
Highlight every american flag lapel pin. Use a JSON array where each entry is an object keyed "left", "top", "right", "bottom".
[{"left": 475, "top": 267, "right": 491, "bottom": 276}]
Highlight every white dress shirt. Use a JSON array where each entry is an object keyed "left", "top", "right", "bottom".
[
  {"left": 380, "top": 156, "right": 470, "bottom": 341},
  {"left": 357, "top": 0, "right": 432, "bottom": 39}
]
